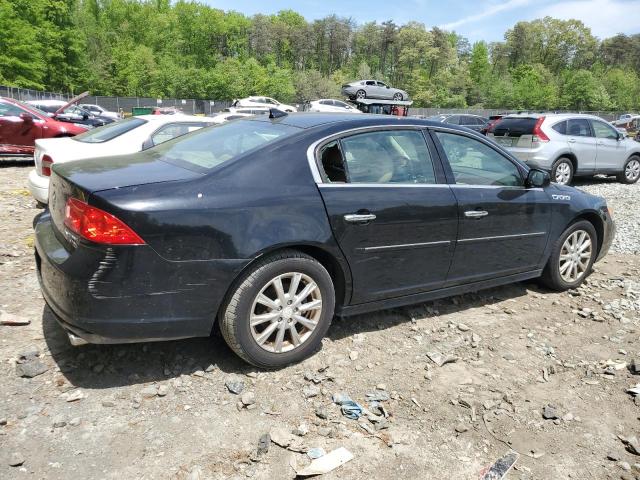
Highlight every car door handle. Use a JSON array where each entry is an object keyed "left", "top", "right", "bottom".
[
  {"left": 568, "top": 138, "right": 576, "bottom": 143},
  {"left": 464, "top": 210, "right": 489, "bottom": 218},
  {"left": 344, "top": 213, "right": 377, "bottom": 223}
]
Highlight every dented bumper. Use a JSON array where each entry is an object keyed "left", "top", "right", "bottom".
[{"left": 34, "top": 211, "right": 249, "bottom": 344}]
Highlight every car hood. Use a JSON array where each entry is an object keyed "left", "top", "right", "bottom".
[
  {"left": 54, "top": 91, "right": 90, "bottom": 115},
  {"left": 52, "top": 152, "right": 202, "bottom": 193}
]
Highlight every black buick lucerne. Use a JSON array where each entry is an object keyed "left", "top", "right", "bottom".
[{"left": 34, "top": 112, "right": 614, "bottom": 368}]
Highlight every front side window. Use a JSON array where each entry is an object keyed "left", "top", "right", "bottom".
[
  {"left": 321, "top": 130, "right": 436, "bottom": 184},
  {"left": 73, "top": 117, "right": 147, "bottom": 143},
  {"left": 591, "top": 120, "right": 618, "bottom": 140},
  {"left": 376, "top": 81, "right": 387, "bottom": 87},
  {"left": 435, "top": 131, "right": 523, "bottom": 187},
  {"left": 567, "top": 119, "right": 593, "bottom": 137},
  {"left": 151, "top": 122, "right": 209, "bottom": 146},
  {"left": 444, "top": 115, "right": 460, "bottom": 125}
]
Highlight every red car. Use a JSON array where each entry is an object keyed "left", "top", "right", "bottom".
[{"left": 0, "top": 97, "right": 87, "bottom": 155}]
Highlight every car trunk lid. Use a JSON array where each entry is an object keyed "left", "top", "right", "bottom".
[{"left": 490, "top": 117, "right": 539, "bottom": 148}]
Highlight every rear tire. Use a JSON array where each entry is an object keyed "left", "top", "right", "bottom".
[
  {"left": 356, "top": 89, "right": 366, "bottom": 100},
  {"left": 539, "top": 220, "right": 597, "bottom": 291},
  {"left": 616, "top": 155, "right": 640, "bottom": 184},
  {"left": 220, "top": 250, "right": 335, "bottom": 368},
  {"left": 551, "top": 157, "right": 574, "bottom": 185}
]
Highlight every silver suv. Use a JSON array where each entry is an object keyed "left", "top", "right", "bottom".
[{"left": 488, "top": 113, "right": 640, "bottom": 185}]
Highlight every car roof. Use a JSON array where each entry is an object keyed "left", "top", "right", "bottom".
[
  {"left": 502, "top": 112, "right": 603, "bottom": 120},
  {"left": 250, "top": 112, "right": 471, "bottom": 131},
  {"left": 134, "top": 114, "right": 217, "bottom": 122}
]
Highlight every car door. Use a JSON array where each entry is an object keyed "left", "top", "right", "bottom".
[
  {"left": 0, "top": 102, "right": 40, "bottom": 149},
  {"left": 591, "top": 119, "right": 625, "bottom": 172},
  {"left": 364, "top": 80, "right": 378, "bottom": 98},
  {"left": 431, "top": 129, "right": 551, "bottom": 285},
  {"left": 376, "top": 81, "right": 391, "bottom": 99},
  {"left": 315, "top": 127, "right": 458, "bottom": 304},
  {"left": 566, "top": 118, "right": 597, "bottom": 174}
]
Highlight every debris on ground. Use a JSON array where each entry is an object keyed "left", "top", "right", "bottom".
[
  {"left": 225, "top": 375, "right": 245, "bottom": 395},
  {"left": 480, "top": 451, "right": 519, "bottom": 480},
  {"left": 332, "top": 393, "right": 363, "bottom": 420},
  {"left": 619, "top": 436, "right": 640, "bottom": 456},
  {"left": 0, "top": 310, "right": 30, "bottom": 326},
  {"left": 292, "top": 447, "right": 353, "bottom": 476},
  {"left": 426, "top": 350, "right": 459, "bottom": 367}
]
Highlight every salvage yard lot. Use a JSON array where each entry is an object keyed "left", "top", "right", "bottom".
[{"left": 1, "top": 162, "right": 639, "bottom": 479}]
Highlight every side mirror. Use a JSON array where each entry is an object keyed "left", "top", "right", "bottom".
[
  {"left": 526, "top": 168, "right": 550, "bottom": 188},
  {"left": 19, "top": 112, "right": 33, "bottom": 124}
]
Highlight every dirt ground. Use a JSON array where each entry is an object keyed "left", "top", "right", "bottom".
[{"left": 1, "top": 161, "right": 639, "bottom": 480}]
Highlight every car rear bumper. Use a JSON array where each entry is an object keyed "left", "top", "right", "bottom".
[
  {"left": 28, "top": 169, "right": 49, "bottom": 204},
  {"left": 34, "top": 211, "right": 250, "bottom": 344}
]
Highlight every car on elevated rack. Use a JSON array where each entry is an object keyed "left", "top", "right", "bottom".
[
  {"left": 28, "top": 114, "right": 217, "bottom": 204},
  {"left": 488, "top": 113, "right": 640, "bottom": 185},
  {"left": 0, "top": 97, "right": 87, "bottom": 156},
  {"left": 341, "top": 80, "right": 409, "bottom": 101},
  {"left": 35, "top": 112, "right": 614, "bottom": 368}
]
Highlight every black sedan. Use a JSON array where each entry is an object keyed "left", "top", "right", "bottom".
[
  {"left": 34, "top": 113, "right": 614, "bottom": 368},
  {"left": 428, "top": 113, "right": 489, "bottom": 133}
]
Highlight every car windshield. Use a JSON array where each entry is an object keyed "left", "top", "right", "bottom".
[
  {"left": 14, "top": 100, "right": 49, "bottom": 117},
  {"left": 72, "top": 117, "right": 147, "bottom": 143},
  {"left": 155, "top": 120, "right": 301, "bottom": 172}
]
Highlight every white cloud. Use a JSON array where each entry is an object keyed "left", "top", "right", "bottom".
[
  {"left": 539, "top": 0, "right": 640, "bottom": 38},
  {"left": 439, "top": 0, "right": 535, "bottom": 30}
]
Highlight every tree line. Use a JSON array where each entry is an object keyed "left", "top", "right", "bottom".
[{"left": 2, "top": 0, "right": 640, "bottom": 111}]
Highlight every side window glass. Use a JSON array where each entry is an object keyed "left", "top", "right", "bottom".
[
  {"left": 592, "top": 120, "right": 618, "bottom": 140},
  {"left": 435, "top": 131, "right": 523, "bottom": 187},
  {"left": 376, "top": 82, "right": 387, "bottom": 87},
  {"left": 319, "top": 141, "right": 347, "bottom": 183},
  {"left": 0, "top": 103, "right": 25, "bottom": 117},
  {"left": 446, "top": 115, "right": 460, "bottom": 125},
  {"left": 366, "top": 81, "right": 375, "bottom": 86},
  {"left": 340, "top": 130, "right": 436, "bottom": 184},
  {"left": 552, "top": 121, "right": 567, "bottom": 135},
  {"left": 151, "top": 123, "right": 205, "bottom": 146},
  {"left": 567, "top": 119, "right": 592, "bottom": 137}
]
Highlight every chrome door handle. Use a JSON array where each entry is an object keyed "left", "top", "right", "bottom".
[
  {"left": 344, "top": 213, "right": 376, "bottom": 223},
  {"left": 568, "top": 138, "right": 576, "bottom": 143},
  {"left": 464, "top": 210, "right": 488, "bottom": 218}
]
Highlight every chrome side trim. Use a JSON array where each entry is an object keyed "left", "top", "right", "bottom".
[
  {"left": 318, "top": 183, "right": 450, "bottom": 188},
  {"left": 450, "top": 184, "right": 543, "bottom": 191},
  {"left": 458, "top": 231, "right": 546, "bottom": 243},
  {"left": 306, "top": 124, "right": 432, "bottom": 185},
  {"left": 357, "top": 240, "right": 451, "bottom": 253}
]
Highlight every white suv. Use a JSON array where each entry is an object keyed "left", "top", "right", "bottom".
[{"left": 488, "top": 113, "right": 640, "bottom": 185}]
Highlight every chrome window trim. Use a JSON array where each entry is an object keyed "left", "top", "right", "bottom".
[
  {"left": 306, "top": 124, "right": 434, "bottom": 185},
  {"left": 458, "top": 231, "right": 546, "bottom": 243},
  {"left": 319, "top": 183, "right": 450, "bottom": 189}
]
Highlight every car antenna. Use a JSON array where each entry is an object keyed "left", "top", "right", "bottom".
[{"left": 269, "top": 108, "right": 287, "bottom": 119}]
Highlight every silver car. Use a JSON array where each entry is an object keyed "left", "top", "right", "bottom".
[
  {"left": 341, "top": 80, "right": 409, "bottom": 101},
  {"left": 488, "top": 113, "right": 640, "bottom": 185}
]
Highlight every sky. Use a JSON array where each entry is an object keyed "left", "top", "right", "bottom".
[{"left": 204, "top": 0, "right": 640, "bottom": 41}]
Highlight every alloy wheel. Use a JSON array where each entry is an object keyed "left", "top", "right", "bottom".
[
  {"left": 249, "top": 272, "right": 323, "bottom": 353},
  {"left": 558, "top": 230, "right": 592, "bottom": 283},
  {"left": 626, "top": 159, "right": 640, "bottom": 181},
  {"left": 393, "top": 93, "right": 403, "bottom": 101},
  {"left": 555, "top": 162, "right": 572, "bottom": 184},
  {"left": 356, "top": 90, "right": 366, "bottom": 99}
]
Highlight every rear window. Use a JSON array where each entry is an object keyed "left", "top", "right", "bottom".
[
  {"left": 155, "top": 120, "right": 301, "bottom": 172},
  {"left": 492, "top": 117, "right": 538, "bottom": 137},
  {"left": 72, "top": 117, "right": 147, "bottom": 143}
]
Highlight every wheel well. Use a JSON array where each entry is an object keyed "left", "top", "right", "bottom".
[
  {"left": 573, "top": 212, "right": 604, "bottom": 257},
  {"left": 213, "top": 245, "right": 348, "bottom": 332},
  {"left": 557, "top": 153, "right": 577, "bottom": 171}
]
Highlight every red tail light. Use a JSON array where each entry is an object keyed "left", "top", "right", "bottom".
[
  {"left": 64, "top": 198, "right": 145, "bottom": 245},
  {"left": 532, "top": 117, "right": 549, "bottom": 142},
  {"left": 41, "top": 154, "right": 54, "bottom": 176}
]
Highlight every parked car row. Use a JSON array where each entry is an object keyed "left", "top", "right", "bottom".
[
  {"left": 32, "top": 111, "right": 614, "bottom": 367},
  {"left": 488, "top": 113, "right": 640, "bottom": 185}
]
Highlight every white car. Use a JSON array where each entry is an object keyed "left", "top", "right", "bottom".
[
  {"left": 210, "top": 112, "right": 259, "bottom": 123},
  {"left": 232, "top": 96, "right": 297, "bottom": 112},
  {"left": 79, "top": 103, "right": 121, "bottom": 120},
  {"left": 28, "top": 115, "right": 217, "bottom": 204},
  {"left": 306, "top": 99, "right": 361, "bottom": 113}
]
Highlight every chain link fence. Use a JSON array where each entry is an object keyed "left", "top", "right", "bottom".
[{"left": 0, "top": 85, "right": 625, "bottom": 121}]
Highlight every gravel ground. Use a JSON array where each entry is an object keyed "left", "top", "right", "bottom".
[
  {"left": 574, "top": 177, "right": 640, "bottom": 255},
  {"left": 1, "top": 163, "right": 640, "bottom": 480}
]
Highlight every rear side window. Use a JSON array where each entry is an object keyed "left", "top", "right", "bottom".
[
  {"left": 435, "top": 131, "right": 522, "bottom": 187},
  {"left": 492, "top": 117, "right": 537, "bottom": 137},
  {"left": 73, "top": 117, "right": 147, "bottom": 143},
  {"left": 323, "top": 130, "right": 436, "bottom": 184},
  {"left": 156, "top": 120, "right": 300, "bottom": 171},
  {"left": 444, "top": 115, "right": 460, "bottom": 125},
  {"left": 552, "top": 121, "right": 567, "bottom": 135},
  {"left": 150, "top": 122, "right": 209, "bottom": 146},
  {"left": 567, "top": 119, "right": 592, "bottom": 137}
]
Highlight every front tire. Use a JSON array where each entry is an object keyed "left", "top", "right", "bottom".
[
  {"left": 617, "top": 155, "right": 640, "bottom": 184},
  {"left": 539, "top": 220, "right": 597, "bottom": 291},
  {"left": 220, "top": 250, "right": 335, "bottom": 368},
  {"left": 551, "top": 157, "right": 574, "bottom": 185},
  {"left": 393, "top": 92, "right": 403, "bottom": 101}
]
